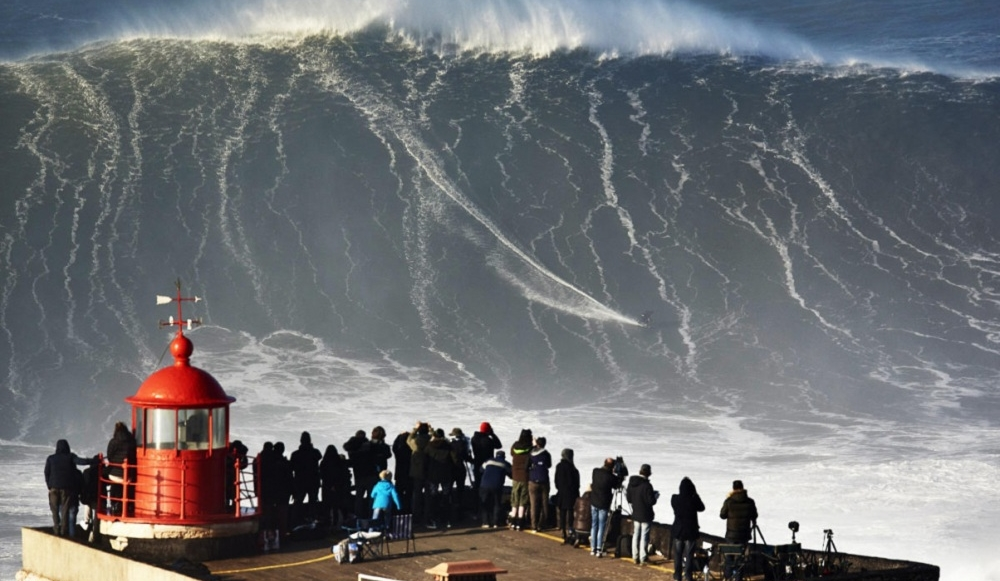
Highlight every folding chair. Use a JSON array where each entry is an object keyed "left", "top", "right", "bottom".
[
  {"left": 719, "top": 544, "right": 747, "bottom": 581},
  {"left": 348, "top": 530, "right": 386, "bottom": 560},
  {"left": 386, "top": 513, "right": 415, "bottom": 555}
]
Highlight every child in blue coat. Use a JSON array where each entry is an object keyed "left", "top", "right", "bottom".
[{"left": 370, "top": 469, "right": 401, "bottom": 529}]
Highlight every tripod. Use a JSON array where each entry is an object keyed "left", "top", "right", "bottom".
[{"left": 805, "top": 529, "right": 848, "bottom": 576}]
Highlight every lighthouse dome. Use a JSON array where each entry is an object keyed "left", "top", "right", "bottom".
[{"left": 126, "top": 334, "right": 235, "bottom": 407}]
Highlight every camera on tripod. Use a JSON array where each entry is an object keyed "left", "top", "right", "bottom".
[{"left": 611, "top": 456, "right": 628, "bottom": 484}]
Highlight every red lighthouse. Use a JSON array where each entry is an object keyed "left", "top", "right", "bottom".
[{"left": 97, "top": 281, "right": 257, "bottom": 561}]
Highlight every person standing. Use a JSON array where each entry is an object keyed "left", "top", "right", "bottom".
[
  {"left": 289, "top": 431, "right": 322, "bottom": 525},
  {"left": 272, "top": 442, "right": 294, "bottom": 542},
  {"left": 671, "top": 477, "right": 705, "bottom": 580},
  {"left": 478, "top": 450, "right": 511, "bottom": 528},
  {"left": 320, "top": 444, "right": 352, "bottom": 531},
  {"left": 425, "top": 428, "right": 455, "bottom": 528},
  {"left": 508, "top": 429, "right": 533, "bottom": 531},
  {"left": 527, "top": 436, "right": 552, "bottom": 531},
  {"left": 370, "top": 427, "right": 393, "bottom": 474},
  {"left": 720, "top": 479, "right": 758, "bottom": 544},
  {"left": 44, "top": 439, "right": 85, "bottom": 537},
  {"left": 105, "top": 421, "right": 136, "bottom": 517},
  {"left": 626, "top": 464, "right": 658, "bottom": 565},
  {"left": 343, "top": 430, "right": 376, "bottom": 519},
  {"left": 470, "top": 422, "right": 502, "bottom": 491},
  {"left": 448, "top": 428, "right": 473, "bottom": 522},
  {"left": 391, "top": 429, "right": 413, "bottom": 513},
  {"left": 370, "top": 470, "right": 401, "bottom": 530},
  {"left": 407, "top": 422, "right": 432, "bottom": 527},
  {"left": 589, "top": 458, "right": 622, "bottom": 557},
  {"left": 554, "top": 448, "right": 580, "bottom": 543}
]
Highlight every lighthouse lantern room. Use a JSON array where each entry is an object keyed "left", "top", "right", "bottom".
[{"left": 97, "top": 281, "right": 257, "bottom": 561}]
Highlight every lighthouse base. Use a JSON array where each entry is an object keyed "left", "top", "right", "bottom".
[{"left": 98, "top": 518, "right": 258, "bottom": 563}]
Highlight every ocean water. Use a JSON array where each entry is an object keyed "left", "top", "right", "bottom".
[{"left": 1, "top": 1, "right": 999, "bottom": 579}]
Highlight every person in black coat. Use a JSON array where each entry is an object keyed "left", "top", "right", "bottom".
[
  {"left": 343, "top": 430, "right": 376, "bottom": 519},
  {"left": 554, "top": 448, "right": 580, "bottom": 542},
  {"left": 105, "top": 421, "right": 136, "bottom": 516},
  {"left": 720, "top": 479, "right": 758, "bottom": 544},
  {"left": 272, "top": 442, "right": 294, "bottom": 539},
  {"left": 320, "top": 444, "right": 352, "bottom": 530},
  {"left": 625, "top": 464, "right": 658, "bottom": 564},
  {"left": 671, "top": 476, "right": 705, "bottom": 580},
  {"left": 391, "top": 430, "right": 413, "bottom": 513},
  {"left": 44, "top": 439, "right": 87, "bottom": 537},
  {"left": 289, "top": 431, "right": 322, "bottom": 525},
  {"left": 589, "top": 458, "right": 623, "bottom": 556},
  {"left": 424, "top": 428, "right": 455, "bottom": 528},
  {"left": 470, "top": 422, "right": 502, "bottom": 491}
]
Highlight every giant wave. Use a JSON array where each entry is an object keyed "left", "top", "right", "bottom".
[{"left": 1, "top": 10, "right": 1000, "bottom": 581}]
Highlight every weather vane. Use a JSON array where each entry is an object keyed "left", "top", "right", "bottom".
[{"left": 156, "top": 278, "right": 202, "bottom": 333}]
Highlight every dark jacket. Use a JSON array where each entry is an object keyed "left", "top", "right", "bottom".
[
  {"left": 554, "top": 457, "right": 580, "bottom": 510},
  {"left": 528, "top": 447, "right": 552, "bottom": 483},
  {"left": 392, "top": 432, "right": 412, "bottom": 481},
  {"left": 590, "top": 466, "right": 621, "bottom": 511},
  {"left": 106, "top": 429, "right": 136, "bottom": 479},
  {"left": 343, "top": 435, "right": 376, "bottom": 482},
  {"left": 79, "top": 456, "right": 101, "bottom": 508},
  {"left": 671, "top": 477, "right": 705, "bottom": 540},
  {"left": 45, "top": 440, "right": 82, "bottom": 492},
  {"left": 625, "top": 474, "right": 657, "bottom": 523},
  {"left": 290, "top": 442, "right": 322, "bottom": 489},
  {"left": 450, "top": 437, "right": 472, "bottom": 485},
  {"left": 510, "top": 433, "right": 533, "bottom": 483},
  {"left": 480, "top": 457, "right": 511, "bottom": 491},
  {"left": 370, "top": 440, "right": 392, "bottom": 473},
  {"left": 471, "top": 430, "right": 502, "bottom": 469},
  {"left": 319, "top": 448, "right": 352, "bottom": 497},
  {"left": 425, "top": 436, "right": 454, "bottom": 486},
  {"left": 720, "top": 488, "right": 758, "bottom": 543}
]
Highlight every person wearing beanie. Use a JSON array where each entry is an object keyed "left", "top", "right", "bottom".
[
  {"left": 720, "top": 479, "right": 758, "bottom": 544},
  {"left": 554, "top": 448, "right": 580, "bottom": 542},
  {"left": 626, "top": 463, "right": 658, "bottom": 565},
  {"left": 370, "top": 469, "right": 401, "bottom": 530},
  {"left": 671, "top": 477, "right": 705, "bottom": 581},
  {"left": 471, "top": 422, "right": 502, "bottom": 493},
  {"left": 479, "top": 450, "right": 512, "bottom": 528}
]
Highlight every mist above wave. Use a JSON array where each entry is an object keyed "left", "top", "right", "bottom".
[{"left": 99, "top": 0, "right": 819, "bottom": 60}]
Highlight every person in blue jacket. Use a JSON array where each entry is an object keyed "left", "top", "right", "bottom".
[{"left": 370, "top": 469, "right": 401, "bottom": 530}]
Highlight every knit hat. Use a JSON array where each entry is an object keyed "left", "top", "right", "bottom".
[
  {"left": 434, "top": 428, "right": 445, "bottom": 438},
  {"left": 495, "top": 450, "right": 505, "bottom": 459},
  {"left": 733, "top": 480, "right": 744, "bottom": 490},
  {"left": 480, "top": 422, "right": 492, "bottom": 433},
  {"left": 639, "top": 464, "right": 652, "bottom": 477}
]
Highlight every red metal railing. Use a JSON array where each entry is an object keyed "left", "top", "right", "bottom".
[{"left": 95, "top": 454, "right": 259, "bottom": 524}]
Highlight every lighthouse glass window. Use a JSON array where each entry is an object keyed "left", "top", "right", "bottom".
[{"left": 179, "top": 408, "right": 210, "bottom": 450}]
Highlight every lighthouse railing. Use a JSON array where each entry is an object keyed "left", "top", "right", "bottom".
[{"left": 95, "top": 454, "right": 259, "bottom": 524}]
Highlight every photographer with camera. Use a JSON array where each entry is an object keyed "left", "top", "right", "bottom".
[
  {"left": 720, "top": 479, "right": 758, "bottom": 544},
  {"left": 625, "top": 463, "right": 658, "bottom": 565},
  {"left": 589, "top": 457, "right": 624, "bottom": 557}
]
